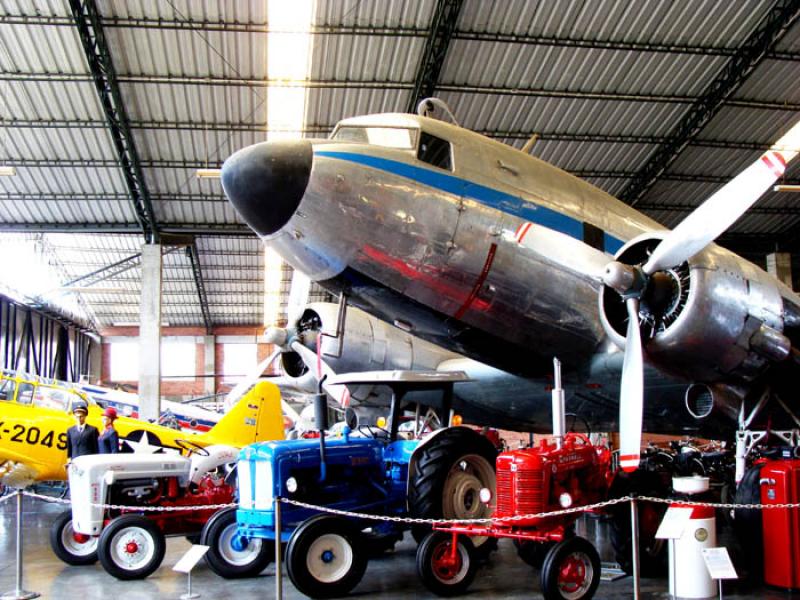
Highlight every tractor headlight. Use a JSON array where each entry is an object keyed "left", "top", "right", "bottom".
[
  {"left": 286, "top": 477, "right": 298, "bottom": 494},
  {"left": 558, "top": 493, "right": 573, "bottom": 508},
  {"left": 479, "top": 487, "right": 492, "bottom": 504}
]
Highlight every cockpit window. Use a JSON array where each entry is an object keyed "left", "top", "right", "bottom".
[
  {"left": 332, "top": 126, "right": 416, "bottom": 149},
  {"left": 417, "top": 132, "right": 452, "bottom": 171}
]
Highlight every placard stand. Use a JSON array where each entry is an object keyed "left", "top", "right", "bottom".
[{"left": 173, "top": 545, "right": 210, "bottom": 600}]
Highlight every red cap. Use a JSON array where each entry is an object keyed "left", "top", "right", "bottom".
[{"left": 102, "top": 407, "right": 118, "bottom": 420}]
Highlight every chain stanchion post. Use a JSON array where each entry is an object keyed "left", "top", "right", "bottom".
[
  {"left": 1, "top": 490, "right": 40, "bottom": 600},
  {"left": 275, "top": 496, "right": 282, "bottom": 600},
  {"left": 630, "top": 496, "right": 641, "bottom": 600}
]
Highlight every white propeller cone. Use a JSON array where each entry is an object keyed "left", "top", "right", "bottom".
[{"left": 611, "top": 118, "right": 800, "bottom": 471}]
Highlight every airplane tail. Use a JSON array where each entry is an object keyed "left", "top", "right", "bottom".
[{"left": 198, "top": 381, "right": 285, "bottom": 447}]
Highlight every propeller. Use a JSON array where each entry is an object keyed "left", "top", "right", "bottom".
[
  {"left": 603, "top": 119, "right": 800, "bottom": 472},
  {"left": 291, "top": 338, "right": 351, "bottom": 407},
  {"left": 224, "top": 347, "right": 282, "bottom": 409}
]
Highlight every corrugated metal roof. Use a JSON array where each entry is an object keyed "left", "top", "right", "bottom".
[{"left": 0, "top": 0, "right": 798, "bottom": 328}]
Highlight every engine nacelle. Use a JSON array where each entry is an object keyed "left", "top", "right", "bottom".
[{"left": 600, "top": 233, "right": 792, "bottom": 385}]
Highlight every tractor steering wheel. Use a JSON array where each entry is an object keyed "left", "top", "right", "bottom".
[
  {"left": 175, "top": 438, "right": 210, "bottom": 457},
  {"left": 564, "top": 432, "right": 591, "bottom": 446}
]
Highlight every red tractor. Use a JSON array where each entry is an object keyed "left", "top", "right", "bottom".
[{"left": 416, "top": 361, "right": 613, "bottom": 600}]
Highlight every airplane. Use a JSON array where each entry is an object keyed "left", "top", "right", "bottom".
[
  {"left": 0, "top": 369, "right": 285, "bottom": 487},
  {"left": 77, "top": 382, "right": 221, "bottom": 432},
  {"left": 220, "top": 98, "right": 800, "bottom": 474}
]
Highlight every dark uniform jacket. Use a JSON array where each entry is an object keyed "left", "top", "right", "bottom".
[
  {"left": 66, "top": 424, "right": 99, "bottom": 458},
  {"left": 98, "top": 428, "right": 119, "bottom": 454}
]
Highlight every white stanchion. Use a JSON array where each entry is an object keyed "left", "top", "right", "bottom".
[
  {"left": 0, "top": 490, "right": 40, "bottom": 600},
  {"left": 275, "top": 496, "right": 283, "bottom": 600}
]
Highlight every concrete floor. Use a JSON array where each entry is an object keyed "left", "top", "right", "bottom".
[{"left": 0, "top": 492, "right": 794, "bottom": 599}]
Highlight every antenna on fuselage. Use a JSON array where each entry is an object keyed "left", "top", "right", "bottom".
[{"left": 416, "top": 97, "right": 460, "bottom": 127}]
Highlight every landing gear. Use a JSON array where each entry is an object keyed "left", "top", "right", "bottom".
[
  {"left": 97, "top": 515, "right": 166, "bottom": 580},
  {"left": 200, "top": 508, "right": 274, "bottom": 578},
  {"left": 286, "top": 515, "right": 368, "bottom": 599},
  {"left": 540, "top": 536, "right": 601, "bottom": 600},
  {"left": 49, "top": 510, "right": 98, "bottom": 565},
  {"left": 416, "top": 531, "right": 476, "bottom": 597}
]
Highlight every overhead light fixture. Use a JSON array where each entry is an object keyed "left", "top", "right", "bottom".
[
  {"left": 774, "top": 184, "right": 800, "bottom": 192},
  {"left": 0, "top": 166, "right": 16, "bottom": 177},
  {"left": 196, "top": 168, "right": 222, "bottom": 179},
  {"left": 112, "top": 321, "right": 170, "bottom": 327}
]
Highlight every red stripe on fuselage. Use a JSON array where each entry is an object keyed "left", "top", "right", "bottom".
[{"left": 455, "top": 243, "right": 498, "bottom": 320}]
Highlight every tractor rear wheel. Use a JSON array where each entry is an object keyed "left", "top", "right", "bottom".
[{"left": 409, "top": 428, "right": 497, "bottom": 555}]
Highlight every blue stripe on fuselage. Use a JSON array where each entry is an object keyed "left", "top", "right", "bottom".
[{"left": 315, "top": 150, "right": 624, "bottom": 254}]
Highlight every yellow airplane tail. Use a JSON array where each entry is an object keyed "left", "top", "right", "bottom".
[{"left": 198, "top": 381, "right": 285, "bottom": 447}]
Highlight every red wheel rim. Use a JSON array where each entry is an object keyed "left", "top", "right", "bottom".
[
  {"left": 431, "top": 541, "right": 462, "bottom": 581},
  {"left": 557, "top": 551, "right": 592, "bottom": 598}
]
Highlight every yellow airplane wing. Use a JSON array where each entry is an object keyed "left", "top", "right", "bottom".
[{"left": 0, "top": 371, "right": 284, "bottom": 486}]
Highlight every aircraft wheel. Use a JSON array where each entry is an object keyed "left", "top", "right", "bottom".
[
  {"left": 201, "top": 508, "right": 273, "bottom": 578},
  {"left": 98, "top": 515, "right": 165, "bottom": 580},
  {"left": 286, "top": 515, "right": 367, "bottom": 599},
  {"left": 409, "top": 429, "right": 497, "bottom": 555},
  {"left": 416, "top": 531, "right": 476, "bottom": 597},
  {"left": 49, "top": 510, "right": 98, "bottom": 565},
  {"left": 608, "top": 469, "right": 668, "bottom": 576},
  {"left": 540, "top": 536, "right": 600, "bottom": 600}
]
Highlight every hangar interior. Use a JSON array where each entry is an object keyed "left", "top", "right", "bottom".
[{"left": 1, "top": 1, "right": 800, "bottom": 599}]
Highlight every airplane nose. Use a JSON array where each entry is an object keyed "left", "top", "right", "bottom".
[{"left": 221, "top": 140, "right": 313, "bottom": 236}]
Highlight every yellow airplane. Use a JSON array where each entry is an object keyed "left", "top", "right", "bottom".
[{"left": 0, "top": 369, "right": 284, "bottom": 487}]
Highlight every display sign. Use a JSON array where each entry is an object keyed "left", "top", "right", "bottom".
[
  {"left": 173, "top": 545, "right": 210, "bottom": 574},
  {"left": 655, "top": 506, "right": 694, "bottom": 540},
  {"left": 702, "top": 547, "right": 738, "bottom": 580}
]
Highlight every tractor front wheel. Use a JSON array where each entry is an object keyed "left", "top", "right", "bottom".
[
  {"left": 286, "top": 515, "right": 368, "bottom": 599},
  {"left": 416, "top": 531, "right": 476, "bottom": 597},
  {"left": 201, "top": 508, "right": 274, "bottom": 578},
  {"left": 49, "top": 510, "right": 98, "bottom": 565},
  {"left": 540, "top": 536, "right": 601, "bottom": 600}
]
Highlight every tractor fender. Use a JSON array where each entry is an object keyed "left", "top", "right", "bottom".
[
  {"left": 406, "top": 426, "right": 494, "bottom": 493},
  {"left": 189, "top": 445, "right": 239, "bottom": 484}
]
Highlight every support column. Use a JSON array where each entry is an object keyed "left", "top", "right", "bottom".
[
  {"left": 204, "top": 335, "right": 216, "bottom": 396},
  {"left": 767, "top": 252, "right": 793, "bottom": 290},
  {"left": 88, "top": 337, "right": 103, "bottom": 383},
  {"left": 139, "top": 244, "right": 162, "bottom": 421}
]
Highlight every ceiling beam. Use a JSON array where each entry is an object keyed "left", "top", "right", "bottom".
[
  {"left": 68, "top": 0, "right": 158, "bottom": 243},
  {"left": 6, "top": 15, "right": 800, "bottom": 61},
  {"left": 618, "top": 0, "right": 800, "bottom": 206},
  {"left": 406, "top": 0, "right": 464, "bottom": 113},
  {"left": 0, "top": 222, "right": 252, "bottom": 234},
  {"left": 185, "top": 242, "right": 212, "bottom": 334}
]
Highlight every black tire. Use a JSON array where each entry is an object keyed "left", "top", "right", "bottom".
[
  {"left": 97, "top": 515, "right": 166, "bottom": 580},
  {"left": 732, "top": 464, "right": 763, "bottom": 583},
  {"left": 515, "top": 539, "right": 556, "bottom": 568},
  {"left": 416, "top": 531, "right": 476, "bottom": 597},
  {"left": 540, "top": 536, "right": 601, "bottom": 600},
  {"left": 286, "top": 515, "right": 367, "bottom": 599},
  {"left": 409, "top": 429, "right": 497, "bottom": 553},
  {"left": 49, "top": 510, "right": 98, "bottom": 565},
  {"left": 608, "top": 470, "right": 669, "bottom": 576},
  {"left": 201, "top": 508, "right": 273, "bottom": 578}
]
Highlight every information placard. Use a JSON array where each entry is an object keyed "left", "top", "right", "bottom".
[
  {"left": 173, "top": 545, "right": 210, "bottom": 574},
  {"left": 655, "top": 506, "right": 693, "bottom": 540},
  {"left": 702, "top": 547, "right": 738, "bottom": 580}
]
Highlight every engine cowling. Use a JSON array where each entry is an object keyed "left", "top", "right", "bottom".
[{"left": 599, "top": 233, "right": 792, "bottom": 386}]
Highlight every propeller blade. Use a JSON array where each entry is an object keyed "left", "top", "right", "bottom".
[
  {"left": 291, "top": 340, "right": 351, "bottom": 407},
  {"left": 643, "top": 120, "right": 800, "bottom": 274},
  {"left": 619, "top": 297, "right": 644, "bottom": 473},
  {"left": 224, "top": 347, "right": 281, "bottom": 409},
  {"left": 287, "top": 270, "right": 311, "bottom": 326}
]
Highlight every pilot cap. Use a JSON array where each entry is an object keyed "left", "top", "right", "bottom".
[
  {"left": 102, "top": 407, "right": 117, "bottom": 420},
  {"left": 72, "top": 403, "right": 88, "bottom": 415}
]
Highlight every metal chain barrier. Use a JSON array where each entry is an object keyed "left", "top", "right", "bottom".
[
  {"left": 19, "top": 489, "right": 236, "bottom": 511},
  {"left": 638, "top": 494, "right": 800, "bottom": 510}
]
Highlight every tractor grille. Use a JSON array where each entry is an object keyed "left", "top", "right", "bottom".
[{"left": 496, "top": 465, "right": 544, "bottom": 517}]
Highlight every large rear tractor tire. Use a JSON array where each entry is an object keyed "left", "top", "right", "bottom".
[{"left": 409, "top": 428, "right": 497, "bottom": 556}]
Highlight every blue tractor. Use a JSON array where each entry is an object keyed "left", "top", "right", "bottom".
[{"left": 199, "top": 371, "right": 498, "bottom": 598}]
